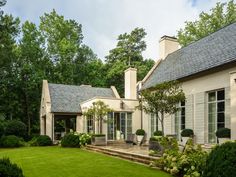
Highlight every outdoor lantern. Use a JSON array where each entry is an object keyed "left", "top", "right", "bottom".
[{"left": 120, "top": 101, "right": 124, "bottom": 109}]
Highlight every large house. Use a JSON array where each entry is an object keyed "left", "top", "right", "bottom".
[{"left": 40, "top": 22, "right": 236, "bottom": 144}]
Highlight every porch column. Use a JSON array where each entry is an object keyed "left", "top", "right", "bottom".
[
  {"left": 230, "top": 72, "right": 236, "bottom": 140},
  {"left": 45, "top": 113, "right": 53, "bottom": 140},
  {"left": 76, "top": 115, "right": 84, "bottom": 133}
]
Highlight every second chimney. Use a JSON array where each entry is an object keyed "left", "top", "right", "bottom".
[
  {"left": 124, "top": 68, "right": 137, "bottom": 99},
  {"left": 159, "top": 36, "right": 179, "bottom": 60}
]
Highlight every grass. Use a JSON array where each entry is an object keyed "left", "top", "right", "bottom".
[{"left": 0, "top": 146, "right": 172, "bottom": 177}]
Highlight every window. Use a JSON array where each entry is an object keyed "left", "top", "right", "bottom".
[
  {"left": 175, "top": 101, "right": 185, "bottom": 140},
  {"left": 150, "top": 114, "right": 158, "bottom": 136},
  {"left": 87, "top": 116, "right": 94, "bottom": 133},
  {"left": 208, "top": 90, "right": 225, "bottom": 143}
]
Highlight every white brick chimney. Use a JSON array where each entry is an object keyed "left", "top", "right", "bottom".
[
  {"left": 124, "top": 68, "right": 137, "bottom": 99},
  {"left": 159, "top": 35, "right": 179, "bottom": 60}
]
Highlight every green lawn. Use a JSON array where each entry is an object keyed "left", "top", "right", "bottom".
[{"left": 0, "top": 146, "right": 172, "bottom": 177}]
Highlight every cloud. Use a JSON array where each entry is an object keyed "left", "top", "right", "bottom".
[{"left": 3, "top": 0, "right": 230, "bottom": 61}]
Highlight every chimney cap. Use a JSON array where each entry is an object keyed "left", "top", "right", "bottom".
[
  {"left": 124, "top": 67, "right": 137, "bottom": 73},
  {"left": 160, "top": 35, "right": 177, "bottom": 42}
]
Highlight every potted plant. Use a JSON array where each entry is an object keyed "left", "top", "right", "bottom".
[
  {"left": 181, "top": 129, "right": 194, "bottom": 145},
  {"left": 136, "top": 129, "right": 145, "bottom": 144},
  {"left": 92, "top": 134, "right": 106, "bottom": 146},
  {"left": 153, "top": 130, "right": 163, "bottom": 136},
  {"left": 216, "top": 128, "right": 231, "bottom": 144}
]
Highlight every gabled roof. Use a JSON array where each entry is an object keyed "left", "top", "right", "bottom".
[
  {"left": 142, "top": 22, "right": 236, "bottom": 90},
  {"left": 48, "top": 84, "right": 115, "bottom": 113}
]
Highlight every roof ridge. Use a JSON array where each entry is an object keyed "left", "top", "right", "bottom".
[
  {"left": 48, "top": 83, "right": 111, "bottom": 90},
  {"left": 166, "top": 22, "right": 236, "bottom": 59}
]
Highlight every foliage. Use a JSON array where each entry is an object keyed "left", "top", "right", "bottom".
[
  {"left": 139, "top": 81, "right": 185, "bottom": 134},
  {"left": 181, "top": 129, "right": 194, "bottom": 137},
  {"left": 203, "top": 142, "right": 236, "bottom": 177},
  {"left": 92, "top": 134, "right": 106, "bottom": 137},
  {"left": 0, "top": 157, "right": 24, "bottom": 177},
  {"left": 0, "top": 135, "right": 22, "bottom": 148},
  {"left": 35, "top": 135, "right": 52, "bottom": 146},
  {"left": 0, "top": 122, "right": 4, "bottom": 137},
  {"left": 156, "top": 138, "right": 208, "bottom": 177},
  {"left": 105, "top": 28, "right": 154, "bottom": 96},
  {"left": 177, "top": 0, "right": 236, "bottom": 46},
  {"left": 215, "top": 128, "right": 231, "bottom": 138},
  {"left": 61, "top": 133, "right": 80, "bottom": 148},
  {"left": 135, "top": 129, "right": 145, "bottom": 136},
  {"left": 5, "top": 120, "right": 27, "bottom": 138},
  {"left": 84, "top": 101, "right": 113, "bottom": 134},
  {"left": 154, "top": 130, "right": 163, "bottom": 136},
  {"left": 75, "top": 133, "right": 91, "bottom": 146}
]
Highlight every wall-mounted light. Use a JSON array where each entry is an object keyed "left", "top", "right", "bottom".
[{"left": 120, "top": 101, "right": 124, "bottom": 109}]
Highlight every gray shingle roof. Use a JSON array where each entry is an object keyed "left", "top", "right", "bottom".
[
  {"left": 142, "top": 22, "right": 236, "bottom": 90},
  {"left": 48, "top": 84, "right": 115, "bottom": 113}
]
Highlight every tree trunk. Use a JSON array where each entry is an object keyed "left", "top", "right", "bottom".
[
  {"left": 161, "top": 112, "right": 164, "bottom": 137},
  {"left": 99, "top": 117, "right": 103, "bottom": 134}
]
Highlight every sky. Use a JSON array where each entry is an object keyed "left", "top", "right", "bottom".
[{"left": 2, "top": 0, "right": 230, "bottom": 61}]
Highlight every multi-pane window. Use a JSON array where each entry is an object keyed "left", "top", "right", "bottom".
[
  {"left": 87, "top": 117, "right": 94, "bottom": 133},
  {"left": 208, "top": 90, "right": 225, "bottom": 143},
  {"left": 150, "top": 114, "right": 159, "bottom": 136},
  {"left": 175, "top": 101, "right": 185, "bottom": 140}
]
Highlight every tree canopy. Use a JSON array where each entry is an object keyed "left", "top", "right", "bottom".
[
  {"left": 177, "top": 0, "right": 236, "bottom": 46},
  {"left": 105, "top": 28, "right": 154, "bottom": 96}
]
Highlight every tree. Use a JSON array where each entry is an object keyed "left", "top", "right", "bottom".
[
  {"left": 84, "top": 101, "right": 113, "bottom": 134},
  {"left": 139, "top": 81, "right": 185, "bottom": 135},
  {"left": 16, "top": 21, "right": 53, "bottom": 135},
  {"left": 177, "top": 0, "right": 236, "bottom": 46},
  {"left": 39, "top": 9, "right": 83, "bottom": 84},
  {"left": 105, "top": 28, "right": 154, "bottom": 96},
  {"left": 0, "top": 13, "right": 20, "bottom": 120}
]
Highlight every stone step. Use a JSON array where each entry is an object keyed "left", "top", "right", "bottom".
[{"left": 86, "top": 145, "right": 159, "bottom": 165}]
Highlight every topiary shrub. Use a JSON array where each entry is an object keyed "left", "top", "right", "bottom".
[
  {"left": 5, "top": 120, "right": 27, "bottom": 138},
  {"left": 136, "top": 129, "right": 145, "bottom": 136},
  {"left": 0, "top": 158, "right": 24, "bottom": 177},
  {"left": 181, "top": 129, "right": 194, "bottom": 137},
  {"left": 154, "top": 130, "right": 163, "bottom": 136},
  {"left": 36, "top": 135, "right": 52, "bottom": 146},
  {"left": 203, "top": 142, "right": 236, "bottom": 177},
  {"left": 215, "top": 128, "right": 231, "bottom": 138},
  {"left": 61, "top": 133, "right": 80, "bottom": 148},
  {"left": 0, "top": 135, "right": 21, "bottom": 148}
]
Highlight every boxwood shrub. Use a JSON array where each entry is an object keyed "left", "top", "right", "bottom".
[
  {"left": 215, "top": 128, "right": 231, "bottom": 138},
  {"left": 136, "top": 129, "right": 145, "bottom": 136},
  {"left": 203, "top": 142, "right": 236, "bottom": 177},
  {"left": 0, "top": 158, "right": 24, "bottom": 177},
  {"left": 5, "top": 120, "right": 27, "bottom": 138},
  {"left": 61, "top": 133, "right": 80, "bottom": 148},
  {"left": 181, "top": 129, "right": 194, "bottom": 137},
  {"left": 0, "top": 135, "right": 21, "bottom": 148},
  {"left": 36, "top": 135, "right": 52, "bottom": 146},
  {"left": 153, "top": 130, "right": 163, "bottom": 136}
]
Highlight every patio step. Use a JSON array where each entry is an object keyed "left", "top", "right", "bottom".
[{"left": 86, "top": 145, "right": 159, "bottom": 165}]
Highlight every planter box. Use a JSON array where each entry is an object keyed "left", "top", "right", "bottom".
[
  {"left": 218, "top": 138, "right": 230, "bottom": 144},
  {"left": 137, "top": 135, "right": 144, "bottom": 144},
  {"left": 181, "top": 137, "right": 189, "bottom": 145},
  {"left": 92, "top": 136, "right": 106, "bottom": 146}
]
